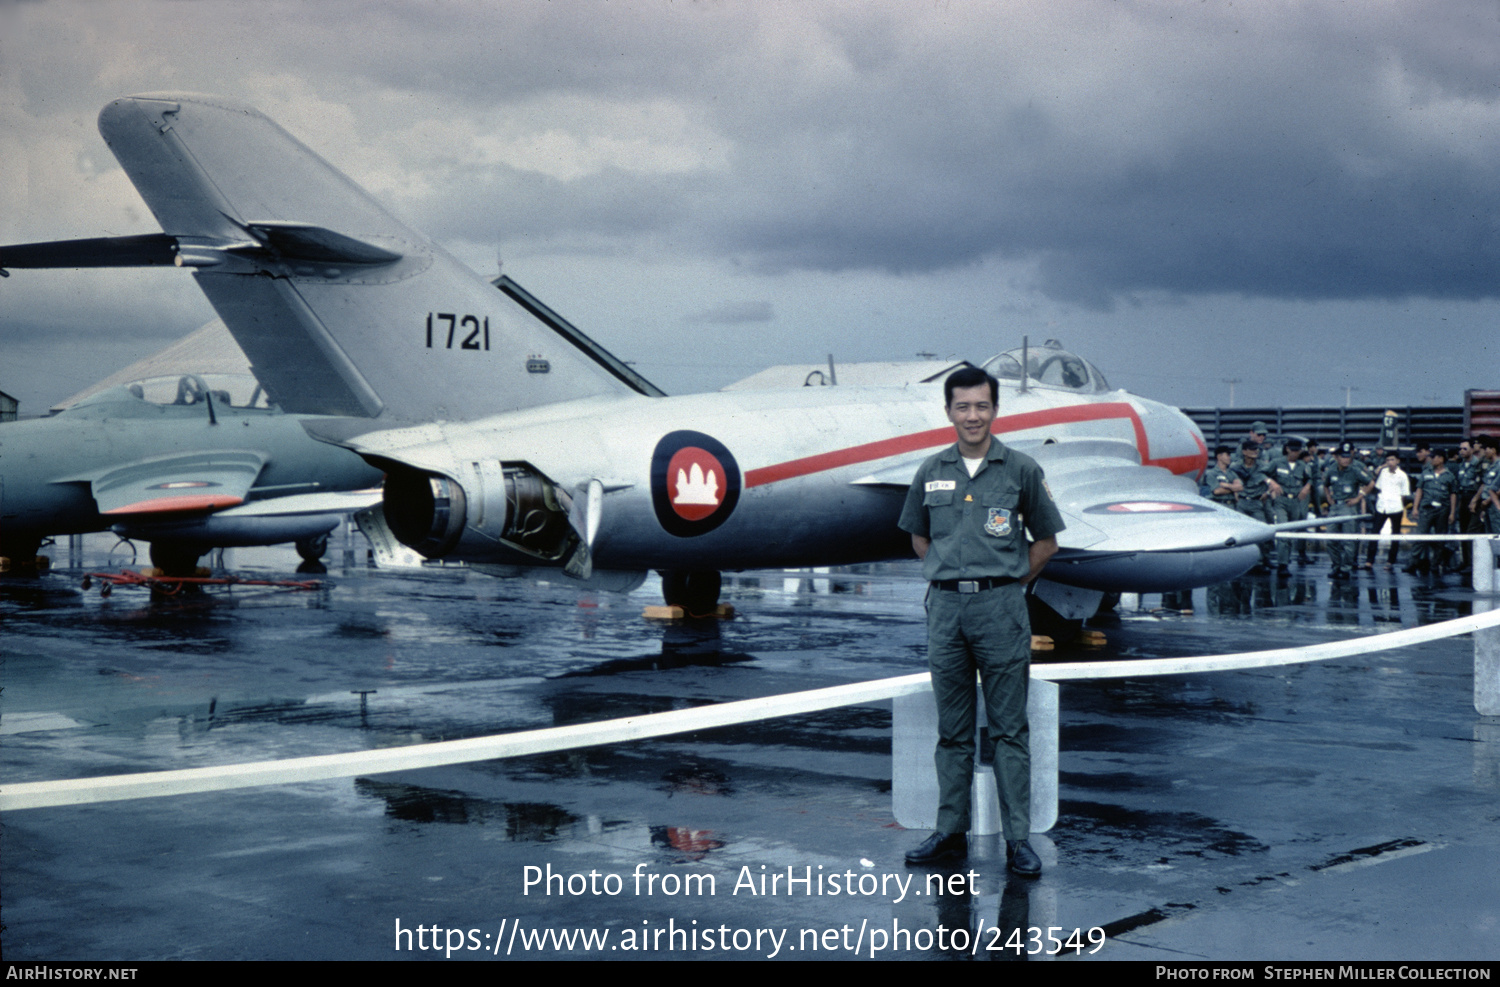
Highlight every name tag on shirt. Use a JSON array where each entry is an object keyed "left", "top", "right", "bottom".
[{"left": 925, "top": 480, "right": 956, "bottom": 492}]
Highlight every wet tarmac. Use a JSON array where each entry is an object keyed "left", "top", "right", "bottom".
[{"left": 3, "top": 536, "right": 1498, "bottom": 962}]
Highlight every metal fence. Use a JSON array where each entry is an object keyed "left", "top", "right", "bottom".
[{"left": 1182, "top": 405, "right": 1468, "bottom": 454}]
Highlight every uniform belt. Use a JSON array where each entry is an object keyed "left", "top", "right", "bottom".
[{"left": 930, "top": 576, "right": 1017, "bottom": 594}]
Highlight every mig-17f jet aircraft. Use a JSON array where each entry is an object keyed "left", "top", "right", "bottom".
[
  {"left": 0, "top": 329, "right": 384, "bottom": 575},
  {"left": 0, "top": 93, "right": 1273, "bottom": 616}
]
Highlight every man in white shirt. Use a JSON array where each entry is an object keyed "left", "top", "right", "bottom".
[{"left": 1366, "top": 451, "right": 1410, "bottom": 569}]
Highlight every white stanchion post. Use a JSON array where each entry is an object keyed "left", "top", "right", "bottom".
[
  {"left": 893, "top": 676, "right": 1059, "bottom": 836},
  {"left": 970, "top": 678, "right": 1058, "bottom": 835},
  {"left": 1475, "top": 536, "right": 1497, "bottom": 594},
  {"left": 1476, "top": 537, "right": 1499, "bottom": 717},
  {"left": 1030, "top": 679, "right": 1059, "bottom": 834}
]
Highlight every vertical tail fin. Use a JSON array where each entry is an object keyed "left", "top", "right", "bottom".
[{"left": 97, "top": 92, "right": 645, "bottom": 422}]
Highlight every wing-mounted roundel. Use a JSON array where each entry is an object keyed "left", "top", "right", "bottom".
[
  {"left": 1085, "top": 501, "right": 1214, "bottom": 514},
  {"left": 651, "top": 431, "right": 741, "bottom": 537}
]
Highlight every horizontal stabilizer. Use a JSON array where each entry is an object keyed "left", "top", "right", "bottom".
[
  {"left": 0, "top": 234, "right": 178, "bottom": 272},
  {"left": 0, "top": 225, "right": 400, "bottom": 275},
  {"left": 73, "top": 451, "right": 266, "bottom": 516}
]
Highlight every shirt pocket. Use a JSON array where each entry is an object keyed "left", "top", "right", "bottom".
[
  {"left": 923, "top": 489, "right": 956, "bottom": 538},
  {"left": 980, "top": 488, "right": 1020, "bottom": 539}
]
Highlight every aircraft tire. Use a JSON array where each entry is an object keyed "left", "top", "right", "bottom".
[
  {"left": 149, "top": 542, "right": 204, "bottom": 578},
  {"left": 0, "top": 531, "right": 44, "bottom": 574},
  {"left": 296, "top": 533, "right": 329, "bottom": 562},
  {"left": 660, "top": 569, "right": 722, "bottom": 617}
]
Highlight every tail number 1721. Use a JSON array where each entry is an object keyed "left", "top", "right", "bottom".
[{"left": 425, "top": 313, "right": 491, "bottom": 351}]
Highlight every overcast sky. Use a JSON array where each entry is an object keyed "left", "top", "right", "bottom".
[{"left": 1, "top": 0, "right": 1496, "bottom": 415}]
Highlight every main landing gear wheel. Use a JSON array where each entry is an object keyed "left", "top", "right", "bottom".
[
  {"left": 0, "top": 532, "right": 44, "bottom": 574},
  {"left": 295, "top": 533, "right": 330, "bottom": 573},
  {"left": 149, "top": 542, "right": 205, "bottom": 579},
  {"left": 660, "top": 569, "right": 722, "bottom": 618},
  {"left": 295, "top": 533, "right": 329, "bottom": 562}
]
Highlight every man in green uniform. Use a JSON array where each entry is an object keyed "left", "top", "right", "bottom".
[
  {"left": 1475, "top": 436, "right": 1500, "bottom": 535},
  {"left": 1269, "top": 440, "right": 1312, "bottom": 572},
  {"left": 1204, "top": 445, "right": 1242, "bottom": 507},
  {"left": 1407, "top": 449, "right": 1457, "bottom": 575},
  {"left": 1456, "top": 439, "right": 1483, "bottom": 572},
  {"left": 1234, "top": 441, "right": 1281, "bottom": 571},
  {"left": 1303, "top": 439, "right": 1330, "bottom": 563},
  {"left": 899, "top": 367, "right": 1064, "bottom": 877},
  {"left": 1229, "top": 422, "right": 1269, "bottom": 473},
  {"left": 1324, "top": 441, "right": 1373, "bottom": 580}
]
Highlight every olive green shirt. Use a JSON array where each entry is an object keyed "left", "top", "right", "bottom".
[
  {"left": 1205, "top": 464, "right": 1240, "bottom": 505},
  {"left": 898, "top": 440, "right": 1065, "bottom": 582},
  {"left": 1324, "top": 461, "right": 1372, "bottom": 506},
  {"left": 1414, "top": 466, "right": 1457, "bottom": 516},
  {"left": 1270, "top": 456, "right": 1311, "bottom": 501}
]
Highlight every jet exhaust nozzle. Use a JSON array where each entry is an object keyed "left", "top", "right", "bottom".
[{"left": 381, "top": 462, "right": 581, "bottom": 565}]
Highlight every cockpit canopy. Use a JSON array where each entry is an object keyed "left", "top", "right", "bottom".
[
  {"left": 980, "top": 340, "right": 1111, "bottom": 394},
  {"left": 71, "top": 373, "right": 274, "bottom": 411}
]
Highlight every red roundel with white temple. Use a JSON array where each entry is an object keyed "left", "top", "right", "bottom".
[
  {"left": 650, "top": 430, "right": 742, "bottom": 537},
  {"left": 666, "top": 447, "right": 727, "bottom": 521}
]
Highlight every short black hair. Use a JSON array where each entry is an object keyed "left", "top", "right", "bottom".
[
  {"left": 1478, "top": 435, "right": 1499, "bottom": 452},
  {"left": 1214, "top": 444, "right": 1233, "bottom": 457},
  {"left": 944, "top": 367, "right": 999, "bottom": 406}
]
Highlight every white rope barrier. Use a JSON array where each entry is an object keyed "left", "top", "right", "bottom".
[
  {"left": 1276, "top": 531, "right": 1498, "bottom": 541},
  {"left": 0, "top": 673, "right": 933, "bottom": 812},
  {"left": 6, "top": 602, "right": 1498, "bottom": 812},
  {"left": 1036, "top": 606, "right": 1500, "bottom": 681}
]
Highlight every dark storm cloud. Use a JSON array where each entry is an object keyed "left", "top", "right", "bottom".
[
  {"left": 684, "top": 3, "right": 1500, "bottom": 306},
  {"left": 279, "top": 1, "right": 1497, "bottom": 309},
  {"left": 6, "top": 0, "right": 1500, "bottom": 316}
]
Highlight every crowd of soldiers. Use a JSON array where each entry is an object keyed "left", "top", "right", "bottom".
[{"left": 1202, "top": 420, "right": 1500, "bottom": 582}]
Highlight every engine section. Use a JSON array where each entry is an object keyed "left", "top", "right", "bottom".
[{"left": 382, "top": 460, "right": 581, "bottom": 565}]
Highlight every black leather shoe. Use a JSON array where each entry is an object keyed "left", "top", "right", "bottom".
[
  {"left": 905, "top": 831, "right": 967, "bottom": 866},
  {"left": 1006, "top": 840, "right": 1042, "bottom": 877}
]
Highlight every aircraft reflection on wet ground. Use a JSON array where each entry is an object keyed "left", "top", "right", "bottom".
[{"left": 2, "top": 536, "right": 1497, "bottom": 961}]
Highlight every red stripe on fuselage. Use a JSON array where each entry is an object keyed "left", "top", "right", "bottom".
[{"left": 743, "top": 402, "right": 1201, "bottom": 488}]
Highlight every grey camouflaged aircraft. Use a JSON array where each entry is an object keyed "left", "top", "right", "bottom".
[
  {"left": 0, "top": 92, "right": 1277, "bottom": 616},
  {"left": 0, "top": 362, "right": 383, "bottom": 575}
]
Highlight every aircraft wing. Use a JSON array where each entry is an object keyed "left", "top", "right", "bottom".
[
  {"left": 64, "top": 451, "right": 266, "bottom": 516},
  {"left": 1020, "top": 439, "right": 1269, "bottom": 553},
  {"left": 853, "top": 438, "right": 1267, "bottom": 553}
]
